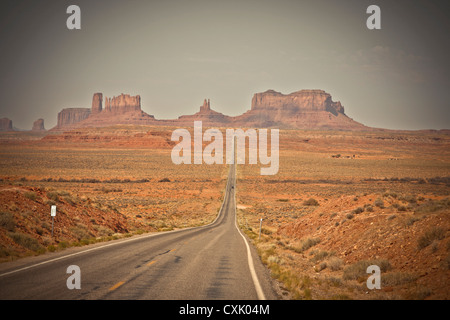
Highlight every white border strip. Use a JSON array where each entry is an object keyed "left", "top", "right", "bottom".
[
  {"left": 0, "top": 169, "right": 231, "bottom": 279},
  {"left": 233, "top": 164, "right": 266, "bottom": 300},
  {"left": 1, "top": 163, "right": 267, "bottom": 301},
  {"left": 0, "top": 227, "right": 180, "bottom": 278}
]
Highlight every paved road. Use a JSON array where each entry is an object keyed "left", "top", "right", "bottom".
[{"left": 0, "top": 163, "right": 278, "bottom": 300}]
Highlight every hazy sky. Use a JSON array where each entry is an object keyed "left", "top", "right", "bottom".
[{"left": 0, "top": 0, "right": 449, "bottom": 130}]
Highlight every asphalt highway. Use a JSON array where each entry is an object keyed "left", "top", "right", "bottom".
[{"left": 0, "top": 163, "right": 277, "bottom": 300}]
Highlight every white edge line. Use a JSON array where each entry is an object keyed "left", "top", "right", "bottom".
[
  {"left": 0, "top": 170, "right": 231, "bottom": 279},
  {"left": 233, "top": 163, "right": 267, "bottom": 300},
  {"left": 0, "top": 228, "right": 174, "bottom": 278}
]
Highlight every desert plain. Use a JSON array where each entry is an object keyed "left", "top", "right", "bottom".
[{"left": 0, "top": 125, "right": 449, "bottom": 300}]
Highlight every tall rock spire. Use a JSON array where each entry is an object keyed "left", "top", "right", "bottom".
[
  {"left": 91, "top": 93, "right": 103, "bottom": 114},
  {"left": 200, "top": 99, "right": 211, "bottom": 112}
]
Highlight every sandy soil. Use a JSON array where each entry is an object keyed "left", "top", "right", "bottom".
[
  {"left": 1, "top": 126, "right": 449, "bottom": 300},
  {"left": 236, "top": 129, "right": 450, "bottom": 299}
]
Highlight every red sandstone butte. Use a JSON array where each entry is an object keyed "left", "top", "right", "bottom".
[
  {"left": 56, "top": 108, "right": 91, "bottom": 129},
  {"left": 91, "top": 93, "right": 103, "bottom": 114},
  {"left": 0, "top": 118, "right": 13, "bottom": 131},
  {"left": 232, "top": 89, "right": 367, "bottom": 130},
  {"left": 176, "top": 98, "right": 232, "bottom": 127},
  {"left": 32, "top": 118, "right": 46, "bottom": 131},
  {"left": 50, "top": 89, "right": 369, "bottom": 131}
]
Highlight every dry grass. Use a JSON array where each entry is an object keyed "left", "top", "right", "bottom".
[
  {"left": 417, "top": 227, "right": 446, "bottom": 250},
  {"left": 343, "top": 259, "right": 391, "bottom": 281},
  {"left": 236, "top": 129, "right": 450, "bottom": 300},
  {"left": 1, "top": 127, "right": 449, "bottom": 299},
  {"left": 0, "top": 130, "right": 227, "bottom": 260}
]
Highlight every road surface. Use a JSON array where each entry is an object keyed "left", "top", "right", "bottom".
[{"left": 0, "top": 163, "right": 277, "bottom": 300}]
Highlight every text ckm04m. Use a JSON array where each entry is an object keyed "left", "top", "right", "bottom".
[{"left": 171, "top": 121, "right": 279, "bottom": 176}]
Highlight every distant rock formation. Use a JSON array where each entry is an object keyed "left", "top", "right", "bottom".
[
  {"left": 56, "top": 108, "right": 91, "bottom": 128},
  {"left": 176, "top": 98, "right": 232, "bottom": 127},
  {"left": 52, "top": 93, "right": 155, "bottom": 129},
  {"left": 200, "top": 99, "right": 210, "bottom": 112},
  {"left": 32, "top": 118, "right": 46, "bottom": 131},
  {"left": 0, "top": 118, "right": 13, "bottom": 131},
  {"left": 104, "top": 94, "right": 141, "bottom": 114},
  {"left": 251, "top": 89, "right": 344, "bottom": 114},
  {"left": 91, "top": 93, "right": 103, "bottom": 114},
  {"left": 232, "top": 89, "right": 366, "bottom": 130},
  {"left": 50, "top": 89, "right": 368, "bottom": 131}
]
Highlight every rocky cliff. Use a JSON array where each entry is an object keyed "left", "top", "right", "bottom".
[
  {"left": 104, "top": 94, "right": 141, "bottom": 114},
  {"left": 32, "top": 118, "right": 46, "bottom": 131},
  {"left": 60, "top": 93, "right": 156, "bottom": 129},
  {"left": 176, "top": 98, "right": 232, "bottom": 127},
  {"left": 51, "top": 89, "right": 368, "bottom": 131},
  {"left": 232, "top": 89, "right": 365, "bottom": 130},
  {"left": 200, "top": 99, "right": 211, "bottom": 112},
  {"left": 251, "top": 90, "right": 344, "bottom": 115},
  {"left": 56, "top": 108, "right": 91, "bottom": 129},
  {"left": 0, "top": 118, "right": 13, "bottom": 131},
  {"left": 91, "top": 93, "right": 103, "bottom": 114},
  {"left": 51, "top": 93, "right": 156, "bottom": 130}
]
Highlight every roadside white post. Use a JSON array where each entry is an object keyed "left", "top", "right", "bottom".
[
  {"left": 51, "top": 205, "right": 56, "bottom": 237},
  {"left": 259, "top": 218, "right": 263, "bottom": 241}
]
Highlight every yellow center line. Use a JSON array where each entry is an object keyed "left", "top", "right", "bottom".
[
  {"left": 109, "top": 281, "right": 125, "bottom": 291},
  {"left": 169, "top": 248, "right": 176, "bottom": 252},
  {"left": 146, "top": 260, "right": 157, "bottom": 266}
]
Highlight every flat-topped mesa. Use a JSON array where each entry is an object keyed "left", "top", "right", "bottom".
[
  {"left": 0, "top": 118, "right": 13, "bottom": 131},
  {"left": 32, "top": 118, "right": 46, "bottom": 131},
  {"left": 51, "top": 93, "right": 156, "bottom": 130},
  {"left": 251, "top": 89, "right": 345, "bottom": 115},
  {"left": 56, "top": 108, "right": 91, "bottom": 128},
  {"left": 104, "top": 94, "right": 141, "bottom": 114},
  {"left": 232, "top": 89, "right": 365, "bottom": 130}
]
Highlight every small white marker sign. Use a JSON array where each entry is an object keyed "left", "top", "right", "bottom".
[{"left": 51, "top": 205, "right": 57, "bottom": 217}]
